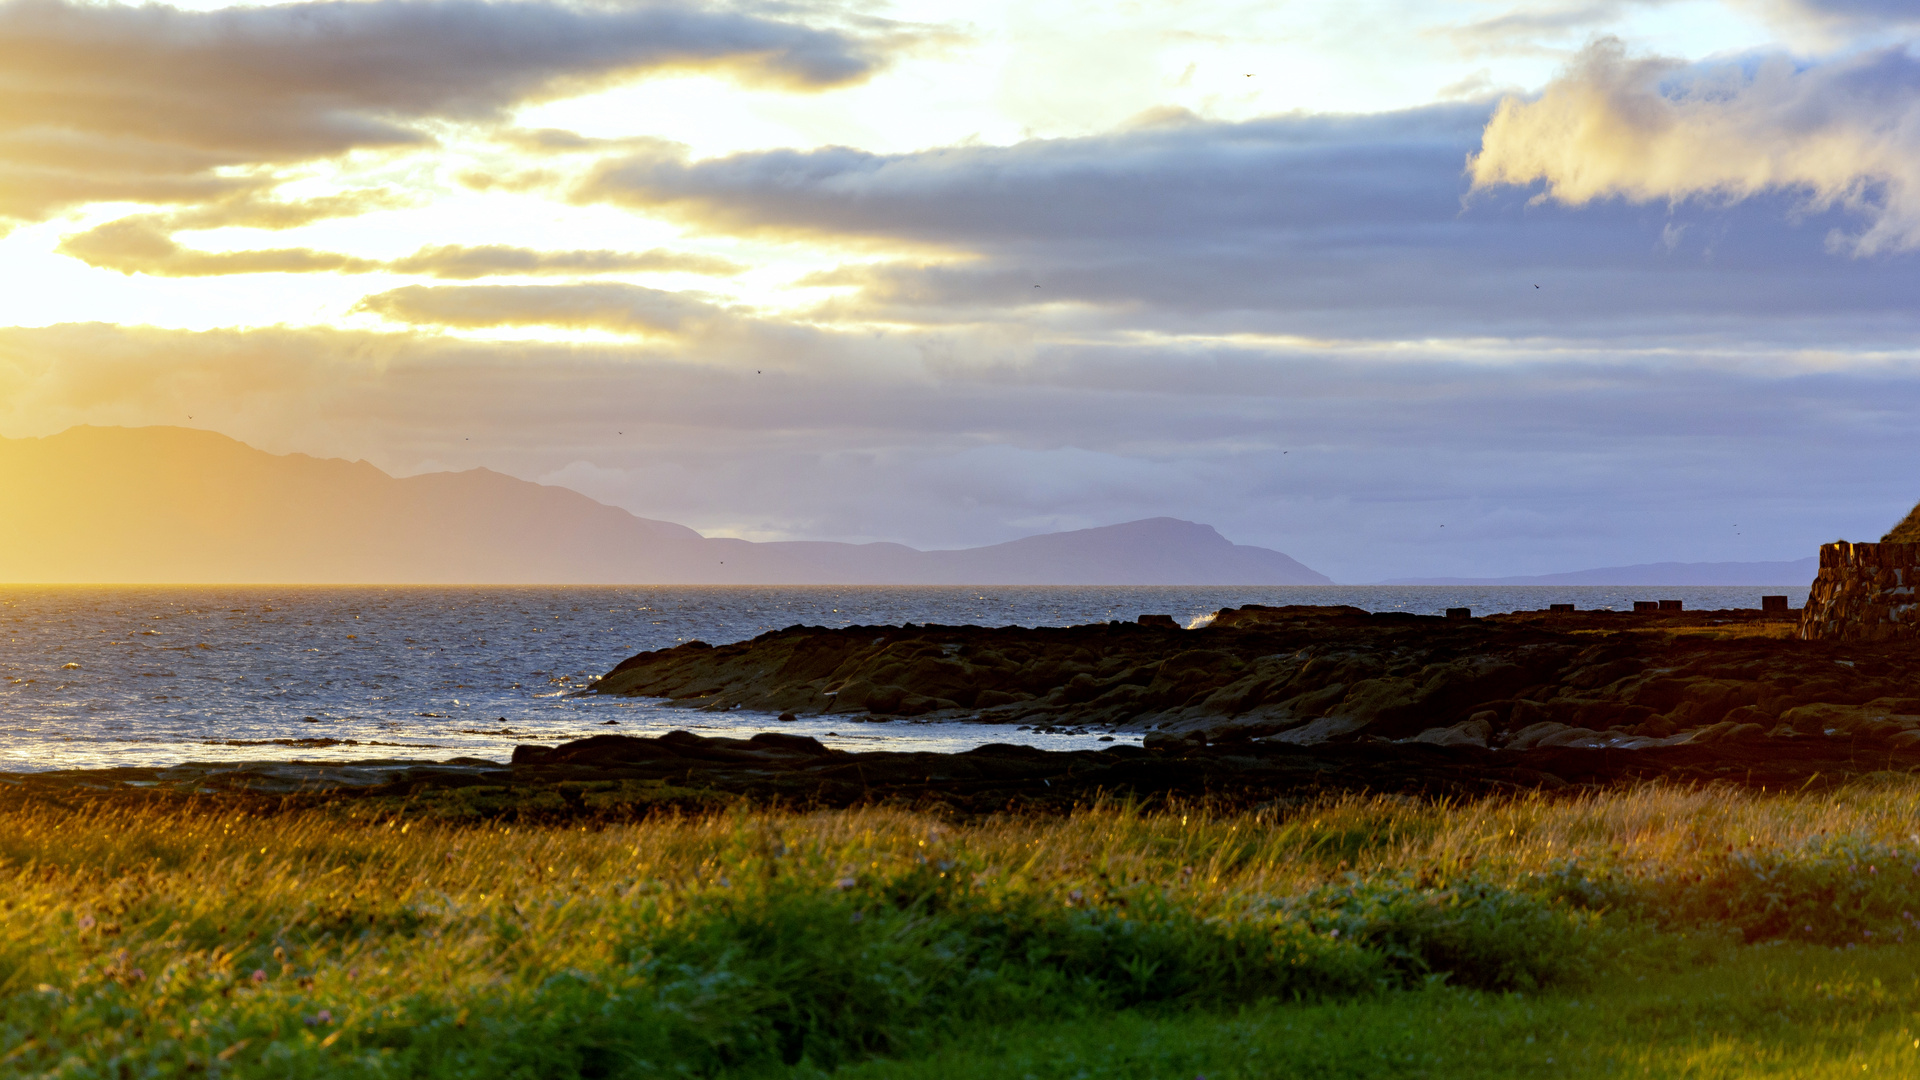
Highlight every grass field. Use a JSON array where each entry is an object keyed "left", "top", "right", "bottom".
[{"left": 4, "top": 779, "right": 1920, "bottom": 1077}]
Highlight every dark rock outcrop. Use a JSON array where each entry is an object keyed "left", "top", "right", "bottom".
[
  {"left": 491, "top": 728, "right": 1920, "bottom": 812},
  {"left": 594, "top": 604, "right": 1896, "bottom": 750},
  {"left": 14, "top": 725, "right": 1920, "bottom": 821}
]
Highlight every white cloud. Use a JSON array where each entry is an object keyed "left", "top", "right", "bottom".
[{"left": 1472, "top": 36, "right": 1920, "bottom": 254}]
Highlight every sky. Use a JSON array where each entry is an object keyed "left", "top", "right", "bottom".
[{"left": 2, "top": 0, "right": 1919, "bottom": 582}]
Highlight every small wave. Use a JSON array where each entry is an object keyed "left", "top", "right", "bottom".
[
  {"left": 200, "top": 737, "right": 448, "bottom": 749},
  {"left": 205, "top": 738, "right": 357, "bottom": 748}
]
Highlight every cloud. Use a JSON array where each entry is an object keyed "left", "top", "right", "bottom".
[
  {"left": 57, "top": 218, "right": 747, "bottom": 280},
  {"left": 0, "top": 0, "right": 902, "bottom": 225},
  {"left": 574, "top": 115, "right": 1480, "bottom": 245},
  {"left": 1470, "top": 37, "right": 1920, "bottom": 255},
  {"left": 498, "top": 128, "right": 684, "bottom": 156},
  {"left": 570, "top": 102, "right": 1920, "bottom": 345},
  {"left": 1442, "top": 1, "right": 1671, "bottom": 57},
  {"left": 352, "top": 282, "right": 726, "bottom": 334},
  {"left": 57, "top": 217, "right": 382, "bottom": 276},
  {"left": 1784, "top": 0, "right": 1920, "bottom": 16},
  {"left": 386, "top": 245, "right": 743, "bottom": 279},
  {"left": 1733, "top": 0, "right": 1920, "bottom": 35},
  {"left": 49, "top": 191, "right": 418, "bottom": 274},
  {"left": 162, "top": 191, "right": 418, "bottom": 232}
]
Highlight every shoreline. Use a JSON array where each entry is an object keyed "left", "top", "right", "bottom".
[
  {"left": 7, "top": 722, "right": 1920, "bottom": 820},
  {"left": 15, "top": 603, "right": 1919, "bottom": 817}
]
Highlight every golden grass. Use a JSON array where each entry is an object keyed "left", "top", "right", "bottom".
[
  {"left": 5, "top": 777, "right": 1919, "bottom": 940},
  {"left": 4, "top": 780, "right": 1920, "bottom": 1075}
]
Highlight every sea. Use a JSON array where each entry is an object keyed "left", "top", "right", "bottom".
[{"left": 0, "top": 584, "right": 1810, "bottom": 773}]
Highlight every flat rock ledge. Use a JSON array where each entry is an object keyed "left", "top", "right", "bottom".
[{"left": 8, "top": 725, "right": 1920, "bottom": 821}]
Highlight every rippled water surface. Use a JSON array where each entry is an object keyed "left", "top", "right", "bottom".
[{"left": 0, "top": 584, "right": 1809, "bottom": 771}]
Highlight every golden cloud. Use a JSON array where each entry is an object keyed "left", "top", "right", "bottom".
[
  {"left": 387, "top": 245, "right": 743, "bottom": 279},
  {"left": 58, "top": 217, "right": 381, "bottom": 276},
  {"left": 164, "top": 190, "right": 417, "bottom": 232},
  {"left": 0, "top": 0, "right": 903, "bottom": 225},
  {"left": 352, "top": 282, "right": 726, "bottom": 334},
  {"left": 58, "top": 219, "right": 743, "bottom": 280}
]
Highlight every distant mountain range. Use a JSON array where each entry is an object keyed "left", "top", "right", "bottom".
[
  {"left": 0, "top": 426, "right": 1332, "bottom": 585},
  {"left": 1382, "top": 558, "right": 1818, "bottom": 587}
]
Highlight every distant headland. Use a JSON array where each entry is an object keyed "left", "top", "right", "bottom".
[{"left": 0, "top": 425, "right": 1328, "bottom": 585}]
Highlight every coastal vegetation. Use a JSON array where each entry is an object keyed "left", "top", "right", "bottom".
[{"left": 5, "top": 780, "right": 1920, "bottom": 1077}]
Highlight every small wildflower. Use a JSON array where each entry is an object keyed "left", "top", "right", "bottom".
[
  {"left": 76, "top": 915, "right": 95, "bottom": 932},
  {"left": 250, "top": 969, "right": 267, "bottom": 985},
  {"left": 834, "top": 876, "right": 857, "bottom": 890},
  {"left": 129, "top": 968, "right": 145, "bottom": 982}
]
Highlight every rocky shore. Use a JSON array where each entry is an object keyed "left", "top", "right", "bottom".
[
  {"left": 13, "top": 603, "right": 1920, "bottom": 820},
  {"left": 593, "top": 604, "right": 1917, "bottom": 750},
  {"left": 8, "top": 722, "right": 1919, "bottom": 820}
]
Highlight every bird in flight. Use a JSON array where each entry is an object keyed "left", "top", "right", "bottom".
[{"left": 1534, "top": 284, "right": 1540, "bottom": 289}]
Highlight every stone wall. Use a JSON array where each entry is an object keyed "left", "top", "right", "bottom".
[{"left": 1798, "top": 541, "right": 1920, "bottom": 641}]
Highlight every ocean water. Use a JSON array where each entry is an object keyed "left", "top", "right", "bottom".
[{"left": 0, "top": 584, "right": 1809, "bottom": 772}]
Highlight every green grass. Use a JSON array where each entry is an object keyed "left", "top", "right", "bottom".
[
  {"left": 4, "top": 780, "right": 1920, "bottom": 1077},
  {"left": 835, "top": 943, "right": 1920, "bottom": 1079}
]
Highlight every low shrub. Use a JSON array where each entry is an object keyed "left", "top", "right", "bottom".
[
  {"left": 1541, "top": 836, "right": 1920, "bottom": 946},
  {"left": 1282, "top": 873, "right": 1597, "bottom": 991},
  {"left": 371, "top": 862, "right": 1582, "bottom": 1075}
]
